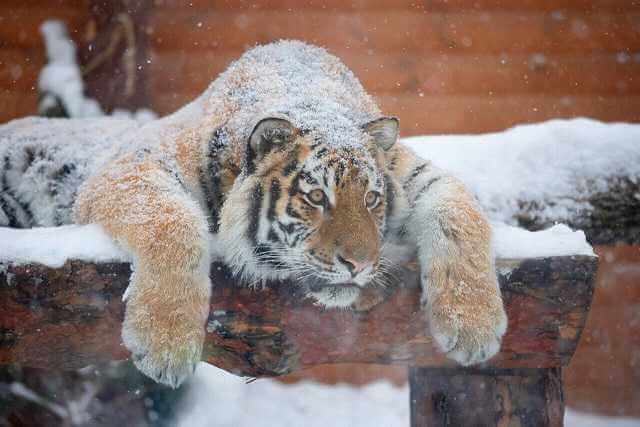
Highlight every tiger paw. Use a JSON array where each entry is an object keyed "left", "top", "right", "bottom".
[
  {"left": 121, "top": 283, "right": 209, "bottom": 388},
  {"left": 127, "top": 334, "right": 202, "bottom": 388},
  {"left": 428, "top": 286, "right": 507, "bottom": 366},
  {"left": 122, "top": 310, "right": 204, "bottom": 388}
]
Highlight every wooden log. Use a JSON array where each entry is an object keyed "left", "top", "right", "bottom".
[
  {"left": 513, "top": 176, "right": 640, "bottom": 246},
  {"left": 409, "top": 367, "right": 564, "bottom": 427},
  {"left": 0, "top": 255, "right": 596, "bottom": 376}
]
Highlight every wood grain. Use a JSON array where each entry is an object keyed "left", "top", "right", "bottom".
[
  {"left": 409, "top": 367, "right": 564, "bottom": 427},
  {"left": 0, "top": 5, "right": 86, "bottom": 49},
  {"left": 149, "top": 10, "right": 640, "bottom": 54},
  {"left": 154, "top": 0, "right": 639, "bottom": 12},
  {"left": 0, "top": 256, "right": 596, "bottom": 377},
  {"left": 151, "top": 92, "right": 640, "bottom": 134},
  {"left": 148, "top": 52, "right": 640, "bottom": 96}
]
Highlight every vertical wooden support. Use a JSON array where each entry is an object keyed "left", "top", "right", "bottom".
[
  {"left": 409, "top": 367, "right": 564, "bottom": 427},
  {"left": 78, "top": 0, "right": 152, "bottom": 112}
]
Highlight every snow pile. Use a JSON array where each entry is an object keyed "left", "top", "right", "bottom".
[
  {"left": 403, "top": 118, "right": 640, "bottom": 226},
  {"left": 175, "top": 363, "right": 639, "bottom": 427},
  {"left": 0, "top": 224, "right": 129, "bottom": 268},
  {"left": 177, "top": 364, "right": 409, "bottom": 427},
  {"left": 0, "top": 222, "right": 592, "bottom": 267},
  {"left": 566, "top": 409, "right": 640, "bottom": 427},
  {"left": 493, "top": 223, "right": 594, "bottom": 258},
  {"left": 38, "top": 20, "right": 103, "bottom": 118}
]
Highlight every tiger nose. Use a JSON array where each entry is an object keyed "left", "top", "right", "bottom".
[{"left": 337, "top": 255, "right": 372, "bottom": 277}]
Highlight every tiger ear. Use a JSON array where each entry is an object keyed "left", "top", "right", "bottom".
[
  {"left": 363, "top": 117, "right": 399, "bottom": 151},
  {"left": 248, "top": 117, "right": 297, "bottom": 162}
]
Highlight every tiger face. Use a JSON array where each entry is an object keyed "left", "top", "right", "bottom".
[{"left": 219, "top": 117, "right": 399, "bottom": 307}]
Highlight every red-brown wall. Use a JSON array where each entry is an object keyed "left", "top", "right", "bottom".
[
  {"left": 0, "top": 0, "right": 87, "bottom": 122},
  {"left": 2, "top": 1, "right": 640, "bottom": 135}
]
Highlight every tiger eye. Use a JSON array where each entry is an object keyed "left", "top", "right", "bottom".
[
  {"left": 365, "top": 191, "right": 380, "bottom": 208},
  {"left": 307, "top": 189, "right": 326, "bottom": 205}
]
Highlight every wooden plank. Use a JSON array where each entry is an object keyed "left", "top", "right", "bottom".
[
  {"left": 0, "top": 49, "right": 45, "bottom": 90},
  {"left": 377, "top": 94, "right": 640, "bottom": 134},
  {"left": 148, "top": 10, "right": 640, "bottom": 54},
  {"left": 147, "top": 50, "right": 237, "bottom": 96},
  {"left": 0, "top": 6, "right": 87, "bottom": 49},
  {"left": 148, "top": 51, "right": 640, "bottom": 96},
  {"left": 409, "top": 367, "right": 564, "bottom": 427},
  {"left": 419, "top": 0, "right": 637, "bottom": 11},
  {"left": 150, "top": 93, "right": 640, "bottom": 134},
  {"left": 4, "top": 0, "right": 637, "bottom": 13},
  {"left": 155, "top": 0, "right": 639, "bottom": 12},
  {"left": 0, "top": 256, "right": 596, "bottom": 375},
  {"left": 2, "top": 0, "right": 85, "bottom": 7},
  {"left": 0, "top": 91, "right": 38, "bottom": 123}
]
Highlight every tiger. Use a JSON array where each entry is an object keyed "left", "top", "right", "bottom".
[{"left": 0, "top": 40, "right": 507, "bottom": 387}]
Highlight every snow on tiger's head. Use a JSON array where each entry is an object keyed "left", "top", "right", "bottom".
[{"left": 219, "top": 116, "right": 399, "bottom": 308}]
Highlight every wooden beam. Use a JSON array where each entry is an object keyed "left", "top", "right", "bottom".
[
  {"left": 77, "top": 0, "right": 152, "bottom": 112},
  {"left": 513, "top": 176, "right": 640, "bottom": 246},
  {"left": 0, "top": 255, "right": 596, "bottom": 376}
]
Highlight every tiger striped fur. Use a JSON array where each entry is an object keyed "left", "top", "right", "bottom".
[{"left": 0, "top": 41, "right": 506, "bottom": 387}]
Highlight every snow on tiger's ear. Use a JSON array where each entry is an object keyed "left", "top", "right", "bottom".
[
  {"left": 363, "top": 117, "right": 399, "bottom": 151},
  {"left": 248, "top": 117, "right": 298, "bottom": 162}
]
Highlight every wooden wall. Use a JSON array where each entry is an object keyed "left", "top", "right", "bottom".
[
  {"left": 564, "top": 245, "right": 640, "bottom": 417},
  {"left": 2, "top": 1, "right": 640, "bottom": 135}
]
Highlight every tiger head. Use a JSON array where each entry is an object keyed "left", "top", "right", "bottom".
[{"left": 219, "top": 116, "right": 399, "bottom": 307}]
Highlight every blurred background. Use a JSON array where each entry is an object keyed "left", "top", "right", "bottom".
[
  {"left": 1, "top": 0, "right": 639, "bottom": 423},
  {"left": 3, "top": 1, "right": 640, "bottom": 133}
]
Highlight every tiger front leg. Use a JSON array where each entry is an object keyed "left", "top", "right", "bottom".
[
  {"left": 74, "top": 158, "right": 212, "bottom": 387},
  {"left": 400, "top": 164, "right": 507, "bottom": 365},
  {"left": 123, "top": 262, "right": 211, "bottom": 387}
]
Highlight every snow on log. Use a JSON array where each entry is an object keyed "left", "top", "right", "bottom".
[
  {"left": 404, "top": 118, "right": 640, "bottom": 245},
  {"left": 0, "top": 224, "right": 596, "bottom": 376}
]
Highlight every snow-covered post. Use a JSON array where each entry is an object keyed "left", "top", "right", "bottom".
[{"left": 410, "top": 367, "right": 564, "bottom": 426}]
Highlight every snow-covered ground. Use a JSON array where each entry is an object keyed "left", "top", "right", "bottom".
[{"left": 176, "top": 364, "right": 639, "bottom": 427}]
